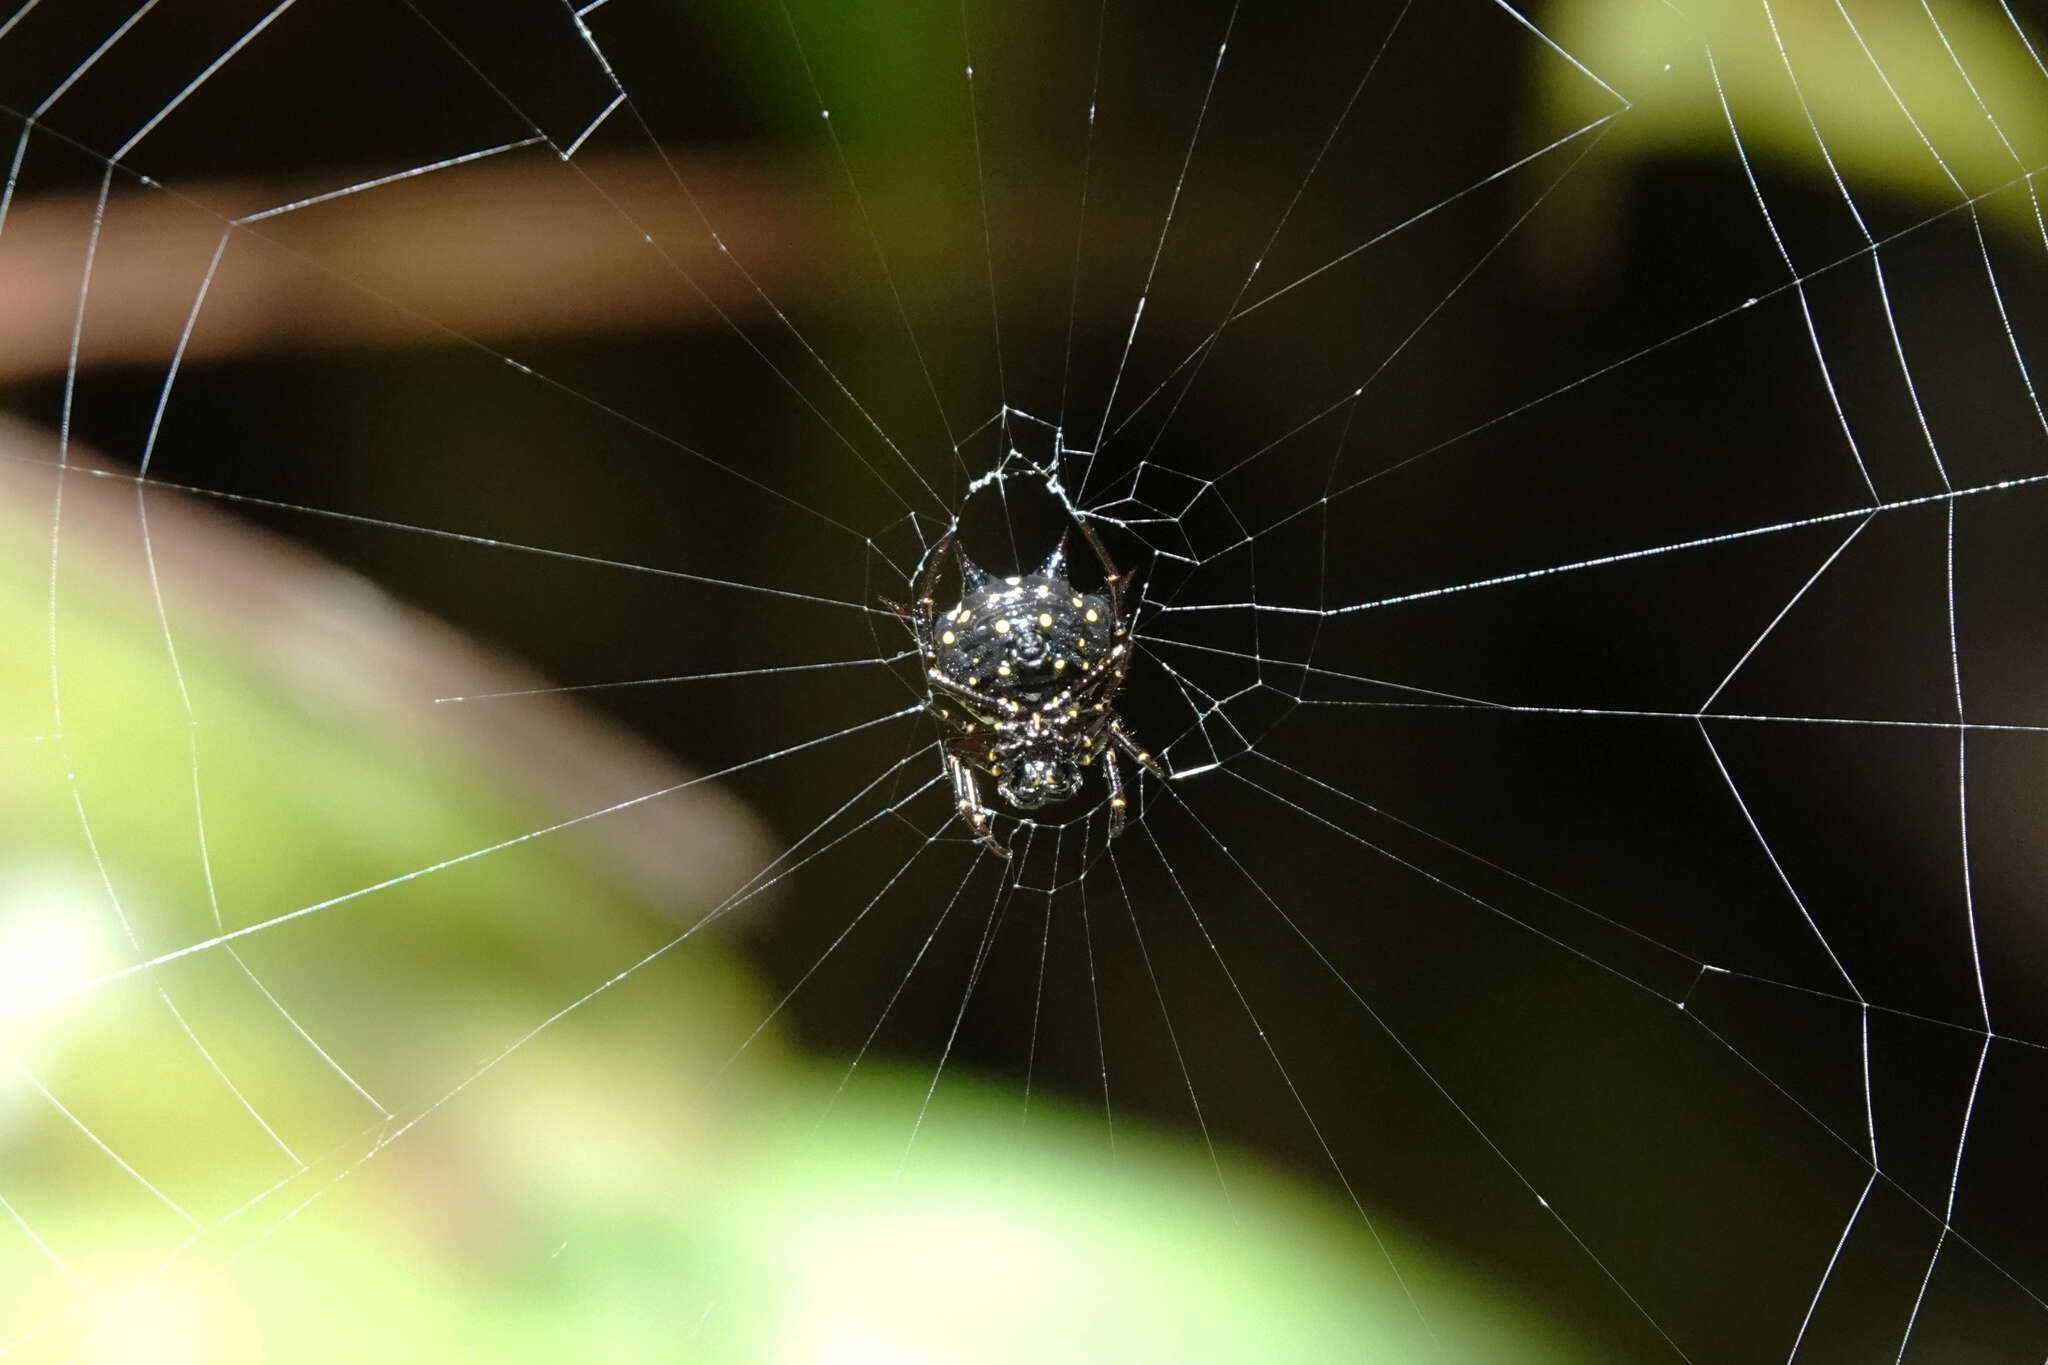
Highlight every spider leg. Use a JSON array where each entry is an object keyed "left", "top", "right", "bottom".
[
  {"left": 917, "top": 535, "right": 954, "bottom": 597},
  {"left": 1108, "top": 718, "right": 1160, "bottom": 772},
  {"left": 1071, "top": 515, "right": 1137, "bottom": 623},
  {"left": 882, "top": 534, "right": 953, "bottom": 633},
  {"left": 1100, "top": 720, "right": 1164, "bottom": 840},
  {"left": 1103, "top": 746, "right": 1129, "bottom": 840},
  {"left": 948, "top": 752, "right": 1010, "bottom": 859}
]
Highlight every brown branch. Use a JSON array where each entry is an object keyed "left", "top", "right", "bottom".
[{"left": 0, "top": 149, "right": 837, "bottom": 379}]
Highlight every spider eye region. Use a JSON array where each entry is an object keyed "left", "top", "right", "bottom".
[{"left": 996, "top": 751, "right": 1083, "bottom": 809}]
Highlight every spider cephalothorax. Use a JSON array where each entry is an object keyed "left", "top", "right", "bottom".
[{"left": 891, "top": 518, "right": 1161, "bottom": 858}]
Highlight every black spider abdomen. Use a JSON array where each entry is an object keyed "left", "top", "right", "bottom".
[{"left": 934, "top": 572, "right": 1114, "bottom": 707}]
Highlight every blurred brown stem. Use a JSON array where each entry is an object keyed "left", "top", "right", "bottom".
[{"left": 0, "top": 149, "right": 834, "bottom": 378}]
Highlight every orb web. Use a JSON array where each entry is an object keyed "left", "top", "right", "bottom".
[{"left": 4, "top": 0, "right": 2048, "bottom": 1359}]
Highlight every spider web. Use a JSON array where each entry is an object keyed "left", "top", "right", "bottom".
[{"left": 4, "top": 0, "right": 2048, "bottom": 1359}]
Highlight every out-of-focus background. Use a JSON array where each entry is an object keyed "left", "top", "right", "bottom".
[{"left": 4, "top": 1, "right": 2048, "bottom": 1361}]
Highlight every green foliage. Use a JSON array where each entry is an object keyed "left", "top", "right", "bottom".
[
  {"left": 1543, "top": 0, "right": 2048, "bottom": 232},
  {"left": 0, "top": 463, "right": 1589, "bottom": 1359}
]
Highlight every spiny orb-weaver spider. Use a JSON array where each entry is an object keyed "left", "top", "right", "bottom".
[{"left": 891, "top": 517, "right": 1162, "bottom": 859}]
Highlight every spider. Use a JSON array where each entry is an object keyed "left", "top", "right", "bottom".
[{"left": 890, "top": 517, "right": 1161, "bottom": 858}]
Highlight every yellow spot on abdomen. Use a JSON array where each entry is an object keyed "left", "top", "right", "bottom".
[
  {"left": 941, "top": 630, "right": 956, "bottom": 645},
  {"left": 993, "top": 619, "right": 1010, "bottom": 634}
]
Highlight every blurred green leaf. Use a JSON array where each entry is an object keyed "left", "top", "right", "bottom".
[{"left": 1542, "top": 0, "right": 2048, "bottom": 228}]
